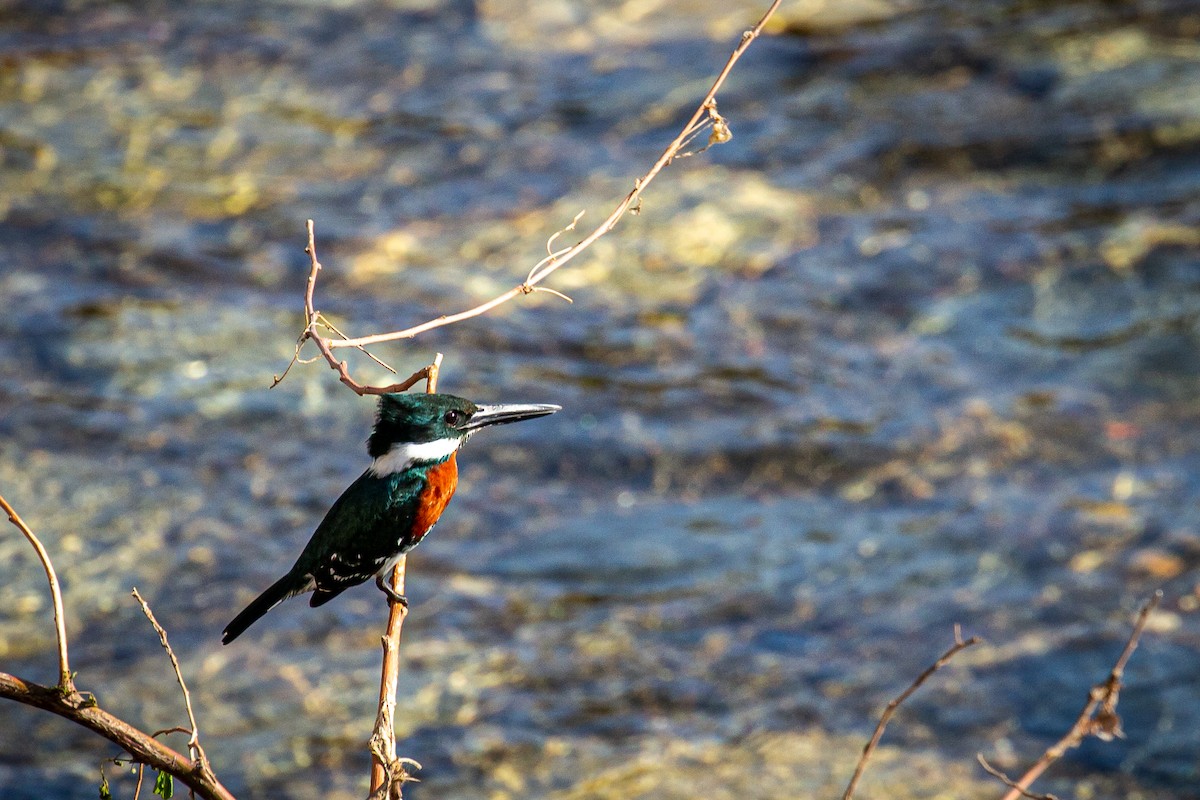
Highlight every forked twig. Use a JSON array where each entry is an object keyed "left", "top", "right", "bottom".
[
  {"left": 1, "top": 494, "right": 73, "bottom": 692},
  {"left": 273, "top": 222, "right": 435, "bottom": 396},
  {"left": 276, "top": 0, "right": 783, "bottom": 394},
  {"left": 531, "top": 209, "right": 586, "bottom": 283},
  {"left": 982, "top": 591, "right": 1162, "bottom": 800},
  {"left": 842, "top": 625, "right": 982, "bottom": 800}
]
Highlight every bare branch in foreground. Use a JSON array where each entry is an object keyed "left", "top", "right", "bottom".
[
  {"left": 1, "top": 494, "right": 74, "bottom": 693},
  {"left": 276, "top": 0, "right": 783, "bottom": 394},
  {"left": 366, "top": 353, "right": 441, "bottom": 799},
  {"left": 0, "top": 494, "right": 237, "bottom": 800},
  {"left": 0, "top": 673, "right": 235, "bottom": 800},
  {"left": 981, "top": 591, "right": 1162, "bottom": 800},
  {"left": 842, "top": 625, "right": 983, "bottom": 800}
]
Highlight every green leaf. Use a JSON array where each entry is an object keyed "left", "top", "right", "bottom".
[
  {"left": 98, "top": 772, "right": 113, "bottom": 800},
  {"left": 153, "top": 770, "right": 174, "bottom": 800}
]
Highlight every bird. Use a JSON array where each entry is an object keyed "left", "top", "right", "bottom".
[{"left": 221, "top": 392, "right": 559, "bottom": 644}]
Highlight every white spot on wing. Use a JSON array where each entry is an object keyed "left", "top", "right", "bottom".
[{"left": 370, "top": 437, "right": 460, "bottom": 476}]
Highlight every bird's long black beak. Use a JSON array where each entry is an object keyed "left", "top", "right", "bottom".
[{"left": 464, "top": 403, "right": 560, "bottom": 430}]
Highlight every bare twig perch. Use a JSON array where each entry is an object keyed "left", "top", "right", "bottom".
[
  {"left": 0, "top": 494, "right": 237, "bottom": 800},
  {"left": 842, "top": 625, "right": 982, "bottom": 800},
  {"left": 276, "top": 0, "right": 784, "bottom": 395},
  {"left": 367, "top": 353, "right": 441, "bottom": 800},
  {"left": 979, "top": 591, "right": 1162, "bottom": 800}
]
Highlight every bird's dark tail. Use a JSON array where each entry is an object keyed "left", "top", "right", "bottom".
[{"left": 222, "top": 573, "right": 304, "bottom": 644}]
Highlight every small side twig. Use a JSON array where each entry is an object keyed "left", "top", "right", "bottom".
[
  {"left": 152, "top": 726, "right": 194, "bottom": 739},
  {"left": 982, "top": 591, "right": 1162, "bottom": 800},
  {"left": 1, "top": 494, "right": 74, "bottom": 693},
  {"left": 842, "top": 625, "right": 982, "bottom": 800},
  {"left": 976, "top": 754, "right": 1057, "bottom": 800},
  {"left": 132, "top": 588, "right": 206, "bottom": 767},
  {"left": 319, "top": 315, "right": 398, "bottom": 376}
]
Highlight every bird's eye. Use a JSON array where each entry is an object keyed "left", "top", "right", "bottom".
[{"left": 444, "top": 409, "right": 465, "bottom": 427}]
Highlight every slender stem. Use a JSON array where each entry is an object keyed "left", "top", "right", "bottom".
[
  {"left": 0, "top": 494, "right": 73, "bottom": 692},
  {"left": 842, "top": 627, "right": 982, "bottom": 800},
  {"left": 132, "top": 588, "right": 206, "bottom": 765}
]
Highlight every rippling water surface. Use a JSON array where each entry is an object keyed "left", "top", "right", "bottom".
[{"left": 2, "top": 1, "right": 1199, "bottom": 798}]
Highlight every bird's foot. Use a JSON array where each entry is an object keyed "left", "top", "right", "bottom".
[{"left": 375, "top": 575, "right": 409, "bottom": 608}]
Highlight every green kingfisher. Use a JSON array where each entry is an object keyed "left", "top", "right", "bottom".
[{"left": 221, "top": 392, "right": 559, "bottom": 644}]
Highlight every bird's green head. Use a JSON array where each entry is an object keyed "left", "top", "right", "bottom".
[{"left": 368, "top": 392, "right": 559, "bottom": 474}]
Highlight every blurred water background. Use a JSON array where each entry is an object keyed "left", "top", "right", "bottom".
[{"left": 2, "top": 0, "right": 1199, "bottom": 797}]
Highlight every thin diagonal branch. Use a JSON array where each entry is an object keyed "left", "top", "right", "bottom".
[
  {"left": 320, "top": 314, "right": 398, "bottom": 376},
  {"left": 330, "top": 1, "right": 780, "bottom": 351},
  {"left": 987, "top": 591, "right": 1162, "bottom": 800},
  {"left": 132, "top": 588, "right": 207, "bottom": 767},
  {"left": 977, "top": 754, "right": 1057, "bottom": 800},
  {"left": 1, "top": 494, "right": 73, "bottom": 692},
  {"left": 276, "top": 0, "right": 783, "bottom": 394},
  {"left": 842, "top": 625, "right": 982, "bottom": 800}
]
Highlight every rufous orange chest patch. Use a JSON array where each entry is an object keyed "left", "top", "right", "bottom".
[{"left": 411, "top": 453, "right": 458, "bottom": 544}]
